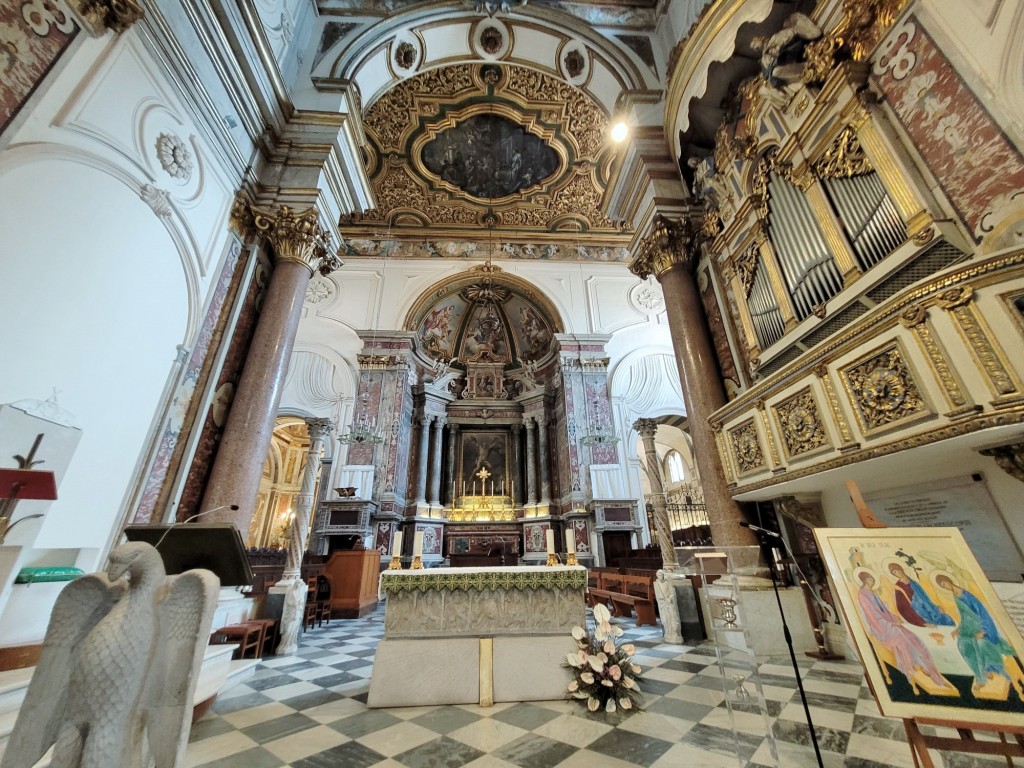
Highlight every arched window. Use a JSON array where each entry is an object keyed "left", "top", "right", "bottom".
[{"left": 665, "top": 450, "right": 685, "bottom": 484}]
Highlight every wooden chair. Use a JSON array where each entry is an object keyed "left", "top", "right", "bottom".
[
  {"left": 210, "top": 623, "right": 261, "bottom": 660},
  {"left": 314, "top": 575, "right": 332, "bottom": 626},
  {"left": 304, "top": 577, "right": 323, "bottom": 631}
]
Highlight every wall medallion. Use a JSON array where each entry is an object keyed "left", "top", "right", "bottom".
[
  {"left": 480, "top": 26, "right": 503, "bottom": 55},
  {"left": 839, "top": 341, "right": 930, "bottom": 434},
  {"left": 305, "top": 277, "right": 332, "bottom": 305},
  {"left": 728, "top": 418, "right": 766, "bottom": 475},
  {"left": 771, "top": 387, "right": 830, "bottom": 459},
  {"left": 155, "top": 133, "right": 193, "bottom": 181},
  {"left": 563, "top": 49, "right": 584, "bottom": 78},
  {"left": 394, "top": 41, "right": 416, "bottom": 70}
]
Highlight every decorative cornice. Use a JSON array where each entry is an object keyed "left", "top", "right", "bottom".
[
  {"left": 66, "top": 0, "right": 143, "bottom": 35},
  {"left": 305, "top": 418, "right": 336, "bottom": 441},
  {"left": 629, "top": 214, "right": 699, "bottom": 281},
  {"left": 250, "top": 205, "right": 342, "bottom": 276}
]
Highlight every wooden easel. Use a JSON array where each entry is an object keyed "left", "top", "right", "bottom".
[{"left": 845, "top": 480, "right": 1024, "bottom": 767}]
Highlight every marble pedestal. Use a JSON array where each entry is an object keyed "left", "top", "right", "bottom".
[
  {"left": 698, "top": 585, "right": 816, "bottom": 656},
  {"left": 368, "top": 566, "right": 585, "bottom": 708}
]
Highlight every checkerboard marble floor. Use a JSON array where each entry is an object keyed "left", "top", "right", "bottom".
[{"left": 186, "top": 607, "right": 1009, "bottom": 768}]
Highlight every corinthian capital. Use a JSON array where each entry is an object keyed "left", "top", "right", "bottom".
[
  {"left": 305, "top": 418, "right": 336, "bottom": 441},
  {"left": 632, "top": 418, "right": 659, "bottom": 439},
  {"left": 629, "top": 214, "right": 699, "bottom": 281},
  {"left": 67, "top": 0, "right": 144, "bottom": 35},
  {"left": 251, "top": 205, "right": 343, "bottom": 276}
]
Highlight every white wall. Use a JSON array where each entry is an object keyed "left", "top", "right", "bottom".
[{"left": 0, "top": 161, "right": 189, "bottom": 564}]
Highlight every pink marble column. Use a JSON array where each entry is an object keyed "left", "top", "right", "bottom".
[
  {"left": 630, "top": 214, "right": 756, "bottom": 548},
  {"left": 202, "top": 206, "right": 342, "bottom": 533}
]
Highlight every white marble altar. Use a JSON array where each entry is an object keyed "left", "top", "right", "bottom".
[{"left": 368, "top": 566, "right": 585, "bottom": 708}]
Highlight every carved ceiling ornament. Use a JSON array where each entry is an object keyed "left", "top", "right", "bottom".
[
  {"left": 251, "top": 205, "right": 341, "bottom": 276},
  {"left": 629, "top": 214, "right": 699, "bottom": 281},
  {"left": 155, "top": 133, "right": 193, "bottom": 181},
  {"left": 840, "top": 341, "right": 929, "bottom": 433},
  {"left": 65, "top": 0, "right": 143, "bottom": 35},
  {"left": 772, "top": 388, "right": 830, "bottom": 458},
  {"left": 729, "top": 418, "right": 766, "bottom": 474},
  {"left": 814, "top": 125, "right": 873, "bottom": 179},
  {"left": 480, "top": 26, "right": 503, "bottom": 54},
  {"left": 394, "top": 41, "right": 416, "bottom": 70}
]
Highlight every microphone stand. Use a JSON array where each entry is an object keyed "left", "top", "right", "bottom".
[{"left": 746, "top": 523, "right": 824, "bottom": 768}]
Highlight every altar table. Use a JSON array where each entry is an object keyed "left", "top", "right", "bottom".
[{"left": 367, "top": 565, "right": 586, "bottom": 708}]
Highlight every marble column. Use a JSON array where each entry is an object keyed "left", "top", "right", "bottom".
[
  {"left": 511, "top": 424, "right": 521, "bottom": 504},
  {"left": 428, "top": 418, "right": 446, "bottom": 507},
  {"left": 203, "top": 206, "right": 342, "bottom": 534},
  {"left": 445, "top": 423, "right": 459, "bottom": 505},
  {"left": 633, "top": 418, "right": 678, "bottom": 570},
  {"left": 631, "top": 214, "right": 755, "bottom": 548},
  {"left": 415, "top": 414, "right": 433, "bottom": 505},
  {"left": 537, "top": 417, "right": 551, "bottom": 505},
  {"left": 524, "top": 417, "right": 538, "bottom": 505},
  {"left": 276, "top": 416, "right": 334, "bottom": 655}
]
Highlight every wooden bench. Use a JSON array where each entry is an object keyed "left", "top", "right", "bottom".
[{"left": 587, "top": 572, "right": 657, "bottom": 627}]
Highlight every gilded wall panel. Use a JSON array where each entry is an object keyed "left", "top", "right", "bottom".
[
  {"left": 838, "top": 339, "right": 933, "bottom": 436},
  {"left": 727, "top": 418, "right": 766, "bottom": 476},
  {"left": 771, "top": 387, "right": 833, "bottom": 459}
]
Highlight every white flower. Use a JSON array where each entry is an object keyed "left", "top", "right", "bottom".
[
  {"left": 597, "top": 652, "right": 608, "bottom": 664},
  {"left": 619, "top": 698, "right": 632, "bottom": 710},
  {"left": 606, "top": 698, "right": 617, "bottom": 713},
  {"left": 588, "top": 655, "right": 605, "bottom": 673},
  {"left": 601, "top": 679, "right": 613, "bottom": 687},
  {"left": 580, "top": 671, "right": 595, "bottom": 685},
  {"left": 603, "top": 640, "right": 615, "bottom": 654},
  {"left": 609, "top": 664, "right": 622, "bottom": 681},
  {"left": 572, "top": 691, "right": 588, "bottom": 699},
  {"left": 567, "top": 680, "right": 578, "bottom": 692},
  {"left": 567, "top": 653, "right": 582, "bottom": 667},
  {"left": 588, "top": 697, "right": 600, "bottom": 712},
  {"left": 631, "top": 664, "right": 641, "bottom": 674},
  {"left": 622, "top": 676, "right": 637, "bottom": 690},
  {"left": 572, "top": 626, "right": 586, "bottom": 641},
  {"left": 610, "top": 625, "right": 624, "bottom": 638},
  {"left": 621, "top": 644, "right": 635, "bottom": 655}
]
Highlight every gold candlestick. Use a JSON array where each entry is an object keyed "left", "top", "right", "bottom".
[
  {"left": 411, "top": 555, "right": 424, "bottom": 569},
  {"left": 566, "top": 553, "right": 579, "bottom": 566},
  {"left": 386, "top": 555, "right": 403, "bottom": 570},
  {"left": 545, "top": 553, "right": 559, "bottom": 567}
]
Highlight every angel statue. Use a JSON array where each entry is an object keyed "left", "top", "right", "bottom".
[{"left": 1, "top": 542, "right": 219, "bottom": 768}]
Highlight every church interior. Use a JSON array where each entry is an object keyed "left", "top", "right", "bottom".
[{"left": 2, "top": 0, "right": 1024, "bottom": 765}]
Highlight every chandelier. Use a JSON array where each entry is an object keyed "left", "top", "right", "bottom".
[{"left": 337, "top": 393, "right": 384, "bottom": 445}]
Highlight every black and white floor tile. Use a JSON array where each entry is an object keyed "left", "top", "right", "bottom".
[{"left": 186, "top": 607, "right": 1009, "bottom": 768}]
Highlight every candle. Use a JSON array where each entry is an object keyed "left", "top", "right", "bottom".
[
  {"left": 511, "top": 480, "right": 515, "bottom": 502},
  {"left": 413, "top": 531, "right": 424, "bottom": 557},
  {"left": 473, "top": 480, "right": 477, "bottom": 496},
  {"left": 392, "top": 531, "right": 403, "bottom": 557},
  {"left": 565, "top": 528, "right": 576, "bottom": 555},
  {"left": 463, "top": 481, "right": 466, "bottom": 497},
  {"left": 546, "top": 529, "right": 555, "bottom": 555}
]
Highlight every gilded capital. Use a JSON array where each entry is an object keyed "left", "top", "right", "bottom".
[
  {"left": 67, "top": 0, "right": 144, "bottom": 35},
  {"left": 251, "top": 205, "right": 343, "bottom": 277},
  {"left": 630, "top": 214, "right": 699, "bottom": 281},
  {"left": 305, "top": 417, "right": 336, "bottom": 441},
  {"left": 632, "top": 418, "right": 659, "bottom": 440},
  {"left": 979, "top": 441, "right": 1024, "bottom": 484}
]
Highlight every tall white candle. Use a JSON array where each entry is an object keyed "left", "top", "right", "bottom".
[
  {"left": 565, "top": 528, "right": 576, "bottom": 555},
  {"left": 413, "top": 530, "right": 424, "bottom": 557},
  {"left": 546, "top": 529, "right": 555, "bottom": 555},
  {"left": 392, "top": 530, "right": 403, "bottom": 557}
]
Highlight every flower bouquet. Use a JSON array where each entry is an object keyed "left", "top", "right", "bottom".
[{"left": 565, "top": 603, "right": 643, "bottom": 713}]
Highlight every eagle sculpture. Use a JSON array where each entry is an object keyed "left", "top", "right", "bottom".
[{"left": 1, "top": 542, "right": 219, "bottom": 768}]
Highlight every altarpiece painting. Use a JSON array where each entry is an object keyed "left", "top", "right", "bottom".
[
  {"left": 459, "top": 431, "right": 509, "bottom": 495},
  {"left": 815, "top": 527, "right": 1024, "bottom": 728}
]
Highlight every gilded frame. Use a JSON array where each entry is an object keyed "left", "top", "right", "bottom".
[
  {"left": 814, "top": 527, "right": 1024, "bottom": 728},
  {"left": 769, "top": 385, "right": 834, "bottom": 460}
]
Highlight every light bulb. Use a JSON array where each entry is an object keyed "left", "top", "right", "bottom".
[{"left": 610, "top": 121, "right": 629, "bottom": 143}]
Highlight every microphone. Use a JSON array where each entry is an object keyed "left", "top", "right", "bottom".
[
  {"left": 739, "top": 521, "right": 782, "bottom": 538},
  {"left": 153, "top": 504, "right": 240, "bottom": 550}
]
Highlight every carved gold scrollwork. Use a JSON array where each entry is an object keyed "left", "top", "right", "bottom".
[
  {"left": 814, "top": 364, "right": 856, "bottom": 446},
  {"left": 734, "top": 243, "right": 759, "bottom": 298},
  {"left": 937, "top": 287, "right": 1019, "bottom": 397},
  {"left": 814, "top": 126, "right": 873, "bottom": 179},
  {"left": 801, "top": 0, "right": 910, "bottom": 84},
  {"left": 66, "top": 0, "right": 144, "bottom": 35},
  {"left": 772, "top": 388, "right": 830, "bottom": 458},
  {"left": 713, "top": 423, "right": 736, "bottom": 485},
  {"left": 729, "top": 419, "right": 766, "bottom": 475},
  {"left": 756, "top": 399, "right": 784, "bottom": 470},
  {"left": 900, "top": 305, "right": 973, "bottom": 411},
  {"left": 752, "top": 153, "right": 773, "bottom": 219},
  {"left": 840, "top": 342, "right": 929, "bottom": 432}
]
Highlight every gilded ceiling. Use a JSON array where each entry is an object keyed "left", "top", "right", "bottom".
[{"left": 340, "top": 62, "right": 633, "bottom": 259}]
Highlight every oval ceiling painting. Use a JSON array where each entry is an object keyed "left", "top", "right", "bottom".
[{"left": 421, "top": 114, "right": 559, "bottom": 199}]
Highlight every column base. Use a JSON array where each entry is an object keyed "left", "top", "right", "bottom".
[
  {"left": 413, "top": 501, "right": 432, "bottom": 517},
  {"left": 270, "top": 578, "right": 307, "bottom": 656}
]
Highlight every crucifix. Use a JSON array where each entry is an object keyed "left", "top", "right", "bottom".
[{"left": 476, "top": 466, "right": 491, "bottom": 496}]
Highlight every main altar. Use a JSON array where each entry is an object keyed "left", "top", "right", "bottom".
[{"left": 367, "top": 565, "right": 586, "bottom": 708}]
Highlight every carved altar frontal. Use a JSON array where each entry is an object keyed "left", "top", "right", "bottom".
[
  {"left": 378, "top": 566, "right": 586, "bottom": 638},
  {"left": 369, "top": 566, "right": 586, "bottom": 707}
]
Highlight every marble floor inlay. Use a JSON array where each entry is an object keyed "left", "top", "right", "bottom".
[{"left": 186, "top": 605, "right": 1011, "bottom": 767}]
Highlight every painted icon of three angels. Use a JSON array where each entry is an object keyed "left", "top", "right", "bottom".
[{"left": 815, "top": 528, "right": 1024, "bottom": 728}]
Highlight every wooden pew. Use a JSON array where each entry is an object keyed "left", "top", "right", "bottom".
[{"left": 587, "top": 572, "right": 657, "bottom": 627}]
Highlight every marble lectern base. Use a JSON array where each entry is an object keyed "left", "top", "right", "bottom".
[
  {"left": 368, "top": 566, "right": 585, "bottom": 708},
  {"left": 698, "top": 585, "right": 816, "bottom": 656}
]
